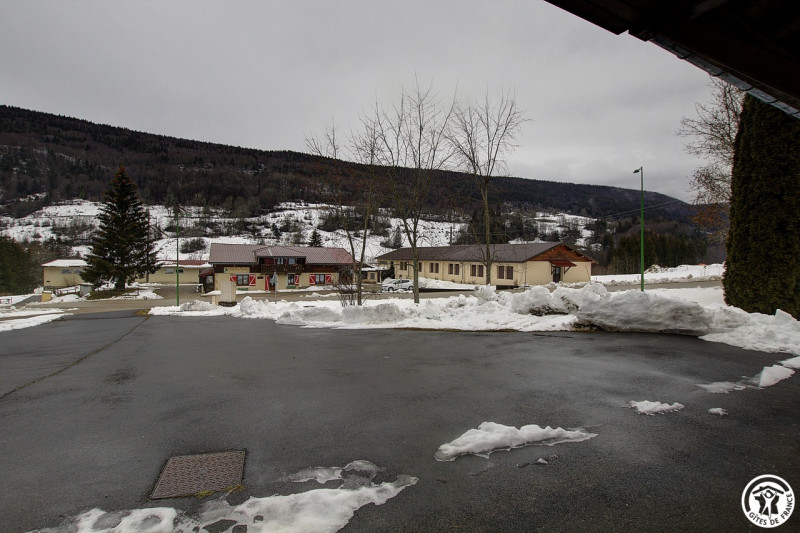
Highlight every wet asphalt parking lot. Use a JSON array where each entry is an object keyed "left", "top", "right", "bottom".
[{"left": 1, "top": 309, "right": 797, "bottom": 532}]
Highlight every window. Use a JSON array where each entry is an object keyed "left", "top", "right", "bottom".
[
  {"left": 235, "top": 274, "right": 250, "bottom": 286},
  {"left": 506, "top": 265, "right": 513, "bottom": 279},
  {"left": 400, "top": 261, "right": 408, "bottom": 271},
  {"left": 497, "top": 266, "right": 505, "bottom": 279},
  {"left": 448, "top": 263, "right": 453, "bottom": 275},
  {"left": 164, "top": 268, "right": 184, "bottom": 275},
  {"left": 471, "top": 264, "right": 477, "bottom": 277},
  {"left": 313, "top": 274, "right": 327, "bottom": 284},
  {"left": 478, "top": 265, "right": 484, "bottom": 278},
  {"left": 454, "top": 264, "right": 460, "bottom": 276},
  {"left": 429, "top": 262, "right": 439, "bottom": 274}
]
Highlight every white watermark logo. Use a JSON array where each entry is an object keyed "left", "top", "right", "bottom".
[{"left": 742, "top": 475, "right": 794, "bottom": 528}]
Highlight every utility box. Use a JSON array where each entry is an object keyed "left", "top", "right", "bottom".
[
  {"left": 219, "top": 279, "right": 237, "bottom": 307},
  {"left": 79, "top": 283, "right": 94, "bottom": 297}
]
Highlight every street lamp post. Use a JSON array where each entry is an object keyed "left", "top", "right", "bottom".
[
  {"left": 633, "top": 167, "right": 644, "bottom": 292},
  {"left": 174, "top": 205, "right": 180, "bottom": 306}
]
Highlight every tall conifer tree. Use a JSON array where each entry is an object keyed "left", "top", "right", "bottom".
[
  {"left": 83, "top": 167, "right": 157, "bottom": 290},
  {"left": 724, "top": 96, "right": 800, "bottom": 317}
]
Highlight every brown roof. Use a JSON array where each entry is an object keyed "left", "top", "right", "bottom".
[
  {"left": 158, "top": 259, "right": 209, "bottom": 267},
  {"left": 209, "top": 243, "right": 353, "bottom": 266},
  {"left": 209, "top": 243, "right": 261, "bottom": 264},
  {"left": 254, "top": 245, "right": 353, "bottom": 265},
  {"left": 375, "top": 243, "right": 595, "bottom": 263}
]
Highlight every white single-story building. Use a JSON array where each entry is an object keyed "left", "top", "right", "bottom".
[{"left": 42, "top": 259, "right": 211, "bottom": 289}]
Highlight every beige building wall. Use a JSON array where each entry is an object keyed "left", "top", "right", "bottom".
[
  {"left": 562, "top": 261, "right": 592, "bottom": 283},
  {"left": 379, "top": 258, "right": 592, "bottom": 286},
  {"left": 43, "top": 264, "right": 212, "bottom": 288},
  {"left": 43, "top": 266, "right": 86, "bottom": 289},
  {"left": 136, "top": 266, "right": 204, "bottom": 284},
  {"left": 214, "top": 269, "right": 341, "bottom": 291}
]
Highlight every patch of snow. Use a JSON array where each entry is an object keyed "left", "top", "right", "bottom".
[
  {"left": 696, "top": 381, "right": 745, "bottom": 394},
  {"left": 434, "top": 421, "right": 597, "bottom": 461},
  {"left": 35, "top": 463, "right": 416, "bottom": 533},
  {"left": 708, "top": 408, "right": 728, "bottom": 416},
  {"left": 781, "top": 356, "right": 800, "bottom": 369},
  {"left": 106, "top": 290, "right": 162, "bottom": 301},
  {"left": 625, "top": 400, "right": 685, "bottom": 415},
  {"left": 754, "top": 364, "right": 795, "bottom": 388},
  {"left": 701, "top": 308, "right": 800, "bottom": 355},
  {"left": 285, "top": 460, "right": 384, "bottom": 488},
  {"left": 418, "top": 276, "right": 475, "bottom": 291},
  {"left": 593, "top": 264, "right": 724, "bottom": 285},
  {"left": 697, "top": 362, "right": 797, "bottom": 394},
  {"left": 41, "top": 259, "right": 88, "bottom": 268},
  {"left": 0, "top": 311, "right": 67, "bottom": 332}
]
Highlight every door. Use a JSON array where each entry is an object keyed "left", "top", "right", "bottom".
[{"left": 552, "top": 266, "right": 562, "bottom": 283}]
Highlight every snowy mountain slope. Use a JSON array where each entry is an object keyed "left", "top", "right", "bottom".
[{"left": 1, "top": 200, "right": 597, "bottom": 264}]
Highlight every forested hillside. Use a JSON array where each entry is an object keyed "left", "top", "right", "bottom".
[{"left": 0, "top": 105, "right": 691, "bottom": 221}]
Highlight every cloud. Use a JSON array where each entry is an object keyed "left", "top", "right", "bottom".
[{"left": 0, "top": 0, "right": 712, "bottom": 201}]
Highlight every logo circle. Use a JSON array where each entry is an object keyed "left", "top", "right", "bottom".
[{"left": 742, "top": 475, "right": 794, "bottom": 528}]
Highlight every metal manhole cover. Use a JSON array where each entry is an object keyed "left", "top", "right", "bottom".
[{"left": 151, "top": 450, "right": 245, "bottom": 499}]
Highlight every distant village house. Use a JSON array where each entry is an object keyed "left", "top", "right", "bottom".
[
  {"left": 375, "top": 242, "right": 595, "bottom": 286},
  {"left": 207, "top": 243, "right": 354, "bottom": 292},
  {"left": 42, "top": 259, "right": 210, "bottom": 290}
]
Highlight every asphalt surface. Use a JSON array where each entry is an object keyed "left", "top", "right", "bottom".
[{"left": 1, "top": 308, "right": 797, "bottom": 532}]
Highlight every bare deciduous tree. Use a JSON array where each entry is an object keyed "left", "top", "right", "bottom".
[
  {"left": 306, "top": 118, "right": 381, "bottom": 306},
  {"left": 448, "top": 88, "right": 525, "bottom": 284},
  {"left": 678, "top": 78, "right": 744, "bottom": 242},
  {"left": 368, "top": 81, "right": 456, "bottom": 303}
]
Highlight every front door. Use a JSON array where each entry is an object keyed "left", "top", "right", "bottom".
[{"left": 552, "top": 266, "right": 562, "bottom": 283}]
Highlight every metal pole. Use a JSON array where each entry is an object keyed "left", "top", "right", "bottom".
[
  {"left": 175, "top": 206, "right": 180, "bottom": 306},
  {"left": 633, "top": 167, "right": 644, "bottom": 292}
]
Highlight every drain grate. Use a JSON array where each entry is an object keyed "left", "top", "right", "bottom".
[{"left": 151, "top": 450, "right": 245, "bottom": 499}]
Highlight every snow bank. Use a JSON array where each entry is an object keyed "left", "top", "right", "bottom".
[
  {"left": 36, "top": 461, "right": 416, "bottom": 533},
  {"left": 625, "top": 400, "right": 685, "bottom": 415},
  {"left": 434, "top": 421, "right": 597, "bottom": 461},
  {"left": 149, "top": 283, "right": 800, "bottom": 360}
]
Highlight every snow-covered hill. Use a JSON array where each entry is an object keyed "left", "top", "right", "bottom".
[{"left": 0, "top": 200, "right": 597, "bottom": 264}]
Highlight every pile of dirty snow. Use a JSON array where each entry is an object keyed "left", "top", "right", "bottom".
[{"left": 150, "top": 283, "right": 800, "bottom": 358}]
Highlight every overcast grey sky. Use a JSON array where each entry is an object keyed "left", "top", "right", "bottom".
[{"left": 1, "top": 0, "right": 715, "bottom": 201}]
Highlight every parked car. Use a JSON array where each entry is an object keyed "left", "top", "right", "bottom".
[{"left": 382, "top": 278, "right": 413, "bottom": 292}]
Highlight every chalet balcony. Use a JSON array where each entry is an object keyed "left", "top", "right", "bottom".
[{"left": 260, "top": 264, "right": 303, "bottom": 274}]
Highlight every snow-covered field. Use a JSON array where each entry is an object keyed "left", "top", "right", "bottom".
[{"left": 592, "top": 263, "right": 723, "bottom": 285}]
